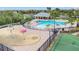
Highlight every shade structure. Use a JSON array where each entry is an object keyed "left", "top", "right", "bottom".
[{"left": 20, "top": 27, "right": 27, "bottom": 33}]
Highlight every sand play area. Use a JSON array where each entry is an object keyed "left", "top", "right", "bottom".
[{"left": 0, "top": 25, "right": 40, "bottom": 46}]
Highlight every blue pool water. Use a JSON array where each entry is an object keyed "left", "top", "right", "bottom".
[
  {"left": 37, "top": 20, "right": 65, "bottom": 25},
  {"left": 32, "top": 20, "right": 65, "bottom": 29}
]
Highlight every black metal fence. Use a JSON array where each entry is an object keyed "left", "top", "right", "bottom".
[
  {"left": 37, "top": 32, "right": 58, "bottom": 51},
  {"left": 0, "top": 44, "right": 14, "bottom": 51}
]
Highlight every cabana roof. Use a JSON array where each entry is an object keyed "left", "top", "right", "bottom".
[{"left": 34, "top": 12, "right": 50, "bottom": 17}]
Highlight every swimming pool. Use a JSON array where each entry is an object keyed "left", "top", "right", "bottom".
[
  {"left": 37, "top": 20, "right": 65, "bottom": 25},
  {"left": 31, "top": 20, "right": 65, "bottom": 30}
]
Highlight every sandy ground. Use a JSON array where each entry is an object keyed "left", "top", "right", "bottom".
[
  {"left": 0, "top": 25, "right": 40, "bottom": 45},
  {"left": 0, "top": 25, "right": 52, "bottom": 51}
]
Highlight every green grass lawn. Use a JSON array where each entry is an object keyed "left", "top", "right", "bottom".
[{"left": 49, "top": 33, "right": 79, "bottom": 51}]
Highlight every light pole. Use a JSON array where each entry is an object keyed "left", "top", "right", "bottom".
[{"left": 53, "top": 17, "right": 56, "bottom": 34}]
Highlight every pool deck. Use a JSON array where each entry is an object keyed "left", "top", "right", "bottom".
[{"left": 0, "top": 25, "right": 53, "bottom": 51}]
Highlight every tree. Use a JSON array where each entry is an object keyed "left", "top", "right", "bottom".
[
  {"left": 20, "top": 15, "right": 32, "bottom": 26},
  {"left": 47, "top": 7, "right": 51, "bottom": 13},
  {"left": 55, "top": 8, "right": 60, "bottom": 11},
  {"left": 12, "top": 12, "right": 24, "bottom": 23},
  {"left": 50, "top": 8, "right": 60, "bottom": 32}
]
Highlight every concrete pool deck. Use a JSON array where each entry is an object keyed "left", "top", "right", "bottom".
[{"left": 0, "top": 25, "right": 53, "bottom": 51}]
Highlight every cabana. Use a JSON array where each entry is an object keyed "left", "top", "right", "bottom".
[{"left": 34, "top": 12, "right": 52, "bottom": 20}]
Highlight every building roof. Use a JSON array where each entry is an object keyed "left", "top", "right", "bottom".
[{"left": 34, "top": 12, "right": 50, "bottom": 17}]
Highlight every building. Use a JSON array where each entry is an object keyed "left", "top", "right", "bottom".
[
  {"left": 34, "top": 12, "right": 52, "bottom": 19},
  {"left": 59, "top": 15, "right": 69, "bottom": 19}
]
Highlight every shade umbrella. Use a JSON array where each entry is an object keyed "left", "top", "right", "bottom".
[{"left": 20, "top": 27, "right": 27, "bottom": 40}]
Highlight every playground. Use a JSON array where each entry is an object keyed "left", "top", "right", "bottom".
[{"left": 0, "top": 25, "right": 51, "bottom": 51}]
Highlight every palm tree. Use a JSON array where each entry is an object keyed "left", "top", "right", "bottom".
[
  {"left": 50, "top": 9, "right": 59, "bottom": 33},
  {"left": 68, "top": 10, "right": 76, "bottom": 27},
  {"left": 47, "top": 7, "right": 52, "bottom": 37},
  {"left": 47, "top": 7, "right": 60, "bottom": 34},
  {"left": 68, "top": 17, "right": 74, "bottom": 26}
]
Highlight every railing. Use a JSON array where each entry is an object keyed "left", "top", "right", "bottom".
[
  {"left": 50, "top": 30, "right": 61, "bottom": 51},
  {"left": 0, "top": 22, "right": 20, "bottom": 29},
  {"left": 37, "top": 31, "right": 59, "bottom": 51},
  {"left": 0, "top": 44, "right": 14, "bottom": 51}
]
